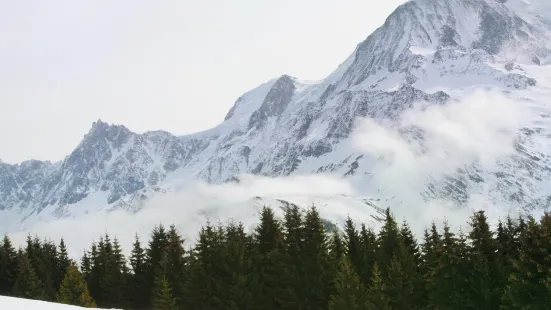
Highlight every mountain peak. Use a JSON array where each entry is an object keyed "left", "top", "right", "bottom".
[
  {"left": 89, "top": 119, "right": 108, "bottom": 133},
  {"left": 335, "top": 0, "right": 551, "bottom": 89}
]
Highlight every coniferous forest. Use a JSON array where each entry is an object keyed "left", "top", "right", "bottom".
[{"left": 0, "top": 206, "right": 550, "bottom": 309}]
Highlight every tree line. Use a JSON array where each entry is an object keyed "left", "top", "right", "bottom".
[{"left": 0, "top": 205, "right": 550, "bottom": 309}]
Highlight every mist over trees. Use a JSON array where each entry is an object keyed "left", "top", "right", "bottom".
[{"left": 0, "top": 205, "right": 549, "bottom": 309}]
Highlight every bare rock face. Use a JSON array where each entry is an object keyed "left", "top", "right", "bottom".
[{"left": 2, "top": 0, "right": 551, "bottom": 223}]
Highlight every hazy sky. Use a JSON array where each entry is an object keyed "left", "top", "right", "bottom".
[{"left": 0, "top": 0, "right": 406, "bottom": 164}]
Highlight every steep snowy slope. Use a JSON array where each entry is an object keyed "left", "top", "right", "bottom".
[{"left": 1, "top": 0, "right": 551, "bottom": 230}]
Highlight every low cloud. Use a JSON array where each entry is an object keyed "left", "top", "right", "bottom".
[
  {"left": 352, "top": 89, "right": 534, "bottom": 231},
  {"left": 5, "top": 174, "right": 359, "bottom": 258},
  {"left": 3, "top": 89, "right": 542, "bottom": 258}
]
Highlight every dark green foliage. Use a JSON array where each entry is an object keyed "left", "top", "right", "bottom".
[
  {"left": 165, "top": 225, "right": 187, "bottom": 308},
  {"left": 367, "top": 262, "right": 391, "bottom": 309},
  {"left": 144, "top": 224, "right": 170, "bottom": 307},
  {"left": 358, "top": 224, "right": 377, "bottom": 285},
  {"left": 56, "top": 238, "right": 70, "bottom": 292},
  {"left": 297, "top": 206, "right": 333, "bottom": 308},
  {"left": 12, "top": 251, "right": 45, "bottom": 300},
  {"left": 344, "top": 217, "right": 362, "bottom": 270},
  {"left": 251, "top": 206, "right": 285, "bottom": 309},
  {"left": 57, "top": 263, "right": 96, "bottom": 307},
  {"left": 151, "top": 274, "right": 175, "bottom": 310},
  {"left": 0, "top": 235, "right": 18, "bottom": 295},
  {"left": 501, "top": 215, "right": 551, "bottom": 308},
  {"left": 181, "top": 221, "right": 227, "bottom": 309},
  {"left": 466, "top": 211, "right": 501, "bottom": 309},
  {"left": 129, "top": 234, "right": 149, "bottom": 309},
  {"left": 328, "top": 257, "right": 371, "bottom": 310},
  {"left": 428, "top": 221, "right": 468, "bottom": 308},
  {"left": 0, "top": 206, "right": 549, "bottom": 309},
  {"left": 377, "top": 208, "right": 401, "bottom": 276}
]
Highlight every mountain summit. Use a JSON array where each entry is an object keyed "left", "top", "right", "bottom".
[{"left": 1, "top": 0, "right": 551, "bottom": 229}]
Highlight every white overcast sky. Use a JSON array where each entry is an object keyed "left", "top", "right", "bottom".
[{"left": 0, "top": 0, "right": 406, "bottom": 164}]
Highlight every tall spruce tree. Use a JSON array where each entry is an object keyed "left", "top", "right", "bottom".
[
  {"left": 181, "top": 221, "right": 227, "bottom": 309},
  {"left": 428, "top": 221, "right": 468, "bottom": 308},
  {"left": 144, "top": 224, "right": 169, "bottom": 307},
  {"left": 279, "top": 205, "right": 309, "bottom": 310},
  {"left": 343, "top": 217, "right": 363, "bottom": 281},
  {"left": 12, "top": 251, "right": 45, "bottom": 300},
  {"left": 86, "top": 242, "right": 102, "bottom": 304},
  {"left": 151, "top": 274, "right": 176, "bottom": 310},
  {"left": 367, "top": 262, "right": 391, "bottom": 309},
  {"left": 299, "top": 206, "right": 332, "bottom": 309},
  {"left": 358, "top": 224, "right": 377, "bottom": 285},
  {"left": 466, "top": 211, "right": 500, "bottom": 309},
  {"left": 165, "top": 224, "right": 187, "bottom": 308},
  {"left": 502, "top": 216, "right": 551, "bottom": 308},
  {"left": 57, "top": 262, "right": 96, "bottom": 307},
  {"left": 376, "top": 208, "right": 401, "bottom": 275},
  {"left": 328, "top": 257, "right": 371, "bottom": 310},
  {"left": 221, "top": 221, "right": 257, "bottom": 310},
  {"left": 0, "top": 235, "right": 18, "bottom": 296},
  {"left": 56, "top": 238, "right": 70, "bottom": 291},
  {"left": 129, "top": 234, "right": 148, "bottom": 309},
  {"left": 252, "top": 206, "right": 285, "bottom": 309}
]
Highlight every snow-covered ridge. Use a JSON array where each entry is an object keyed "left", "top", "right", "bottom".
[{"left": 1, "top": 0, "right": 551, "bottom": 229}]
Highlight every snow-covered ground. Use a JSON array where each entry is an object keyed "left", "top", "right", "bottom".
[{"left": 0, "top": 296, "right": 116, "bottom": 310}]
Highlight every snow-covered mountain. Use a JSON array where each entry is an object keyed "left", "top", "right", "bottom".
[{"left": 2, "top": 0, "right": 551, "bottom": 231}]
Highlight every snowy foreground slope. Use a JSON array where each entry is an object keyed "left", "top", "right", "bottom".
[
  {"left": 0, "top": 296, "right": 116, "bottom": 310},
  {"left": 2, "top": 0, "right": 551, "bottom": 242}
]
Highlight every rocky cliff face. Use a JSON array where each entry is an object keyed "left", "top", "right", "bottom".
[{"left": 2, "top": 0, "right": 551, "bottom": 226}]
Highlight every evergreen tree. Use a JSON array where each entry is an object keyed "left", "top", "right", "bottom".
[
  {"left": 80, "top": 250, "right": 91, "bottom": 282},
  {"left": 400, "top": 221, "right": 421, "bottom": 266},
  {"left": 502, "top": 216, "right": 551, "bottom": 308},
  {"left": 421, "top": 222, "right": 442, "bottom": 272},
  {"left": 464, "top": 253, "right": 500, "bottom": 309},
  {"left": 384, "top": 241, "right": 421, "bottom": 309},
  {"left": 466, "top": 211, "right": 501, "bottom": 309},
  {"left": 57, "top": 263, "right": 96, "bottom": 307},
  {"left": 222, "top": 221, "right": 257, "bottom": 310},
  {"left": 298, "top": 206, "right": 332, "bottom": 309},
  {"left": 329, "top": 229, "right": 345, "bottom": 264},
  {"left": 144, "top": 224, "right": 169, "bottom": 307},
  {"left": 343, "top": 217, "right": 363, "bottom": 280},
  {"left": 40, "top": 239, "right": 59, "bottom": 300},
  {"left": 0, "top": 234, "right": 18, "bottom": 295},
  {"left": 277, "top": 205, "right": 308, "bottom": 310},
  {"left": 376, "top": 208, "right": 401, "bottom": 275},
  {"left": 102, "top": 236, "right": 130, "bottom": 309},
  {"left": 428, "top": 221, "right": 468, "bottom": 308},
  {"left": 12, "top": 251, "right": 45, "bottom": 300},
  {"left": 358, "top": 224, "right": 377, "bottom": 285},
  {"left": 165, "top": 224, "right": 187, "bottom": 308},
  {"left": 129, "top": 234, "right": 148, "bottom": 309},
  {"left": 254, "top": 206, "right": 283, "bottom": 254},
  {"left": 328, "top": 257, "right": 371, "bottom": 310},
  {"left": 367, "top": 262, "right": 391, "bottom": 309},
  {"left": 56, "top": 238, "right": 70, "bottom": 292},
  {"left": 252, "top": 206, "right": 285, "bottom": 310},
  {"left": 181, "top": 221, "right": 227, "bottom": 309},
  {"left": 151, "top": 274, "right": 175, "bottom": 310},
  {"left": 86, "top": 242, "right": 102, "bottom": 303}
]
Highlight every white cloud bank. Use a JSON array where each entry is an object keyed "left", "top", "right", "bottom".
[{"left": 352, "top": 89, "right": 535, "bottom": 231}]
